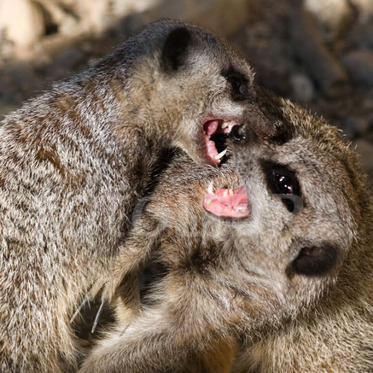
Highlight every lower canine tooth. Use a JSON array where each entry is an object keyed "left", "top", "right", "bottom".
[{"left": 215, "top": 149, "right": 227, "bottom": 160}]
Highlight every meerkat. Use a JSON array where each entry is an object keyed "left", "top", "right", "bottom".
[
  {"left": 0, "top": 19, "right": 258, "bottom": 372},
  {"left": 80, "top": 88, "right": 373, "bottom": 373}
]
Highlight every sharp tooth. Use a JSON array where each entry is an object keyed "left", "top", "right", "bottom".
[
  {"left": 207, "top": 182, "right": 214, "bottom": 194},
  {"left": 215, "top": 149, "right": 227, "bottom": 160},
  {"left": 227, "top": 123, "right": 236, "bottom": 131},
  {"left": 221, "top": 121, "right": 238, "bottom": 134}
]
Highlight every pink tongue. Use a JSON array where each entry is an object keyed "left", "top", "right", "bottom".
[
  {"left": 203, "top": 186, "right": 250, "bottom": 219},
  {"left": 205, "top": 139, "right": 218, "bottom": 161}
]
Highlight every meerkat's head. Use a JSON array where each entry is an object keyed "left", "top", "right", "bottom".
[
  {"left": 156, "top": 23, "right": 259, "bottom": 166},
  {"left": 202, "top": 89, "right": 367, "bottom": 321},
  {"left": 106, "top": 20, "right": 265, "bottom": 166}
]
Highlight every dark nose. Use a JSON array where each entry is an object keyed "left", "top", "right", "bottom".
[
  {"left": 229, "top": 105, "right": 272, "bottom": 145},
  {"left": 230, "top": 124, "right": 247, "bottom": 143}
]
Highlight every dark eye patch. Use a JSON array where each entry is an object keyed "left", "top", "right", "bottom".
[
  {"left": 222, "top": 66, "right": 252, "bottom": 101},
  {"left": 290, "top": 244, "right": 339, "bottom": 277},
  {"left": 262, "top": 162, "right": 302, "bottom": 213}
]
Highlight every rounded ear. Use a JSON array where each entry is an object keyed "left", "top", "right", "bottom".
[
  {"left": 290, "top": 244, "right": 339, "bottom": 277},
  {"left": 162, "top": 27, "right": 193, "bottom": 71}
]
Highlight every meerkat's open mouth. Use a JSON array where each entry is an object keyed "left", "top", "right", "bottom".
[
  {"left": 203, "top": 185, "right": 250, "bottom": 219},
  {"left": 203, "top": 119, "right": 238, "bottom": 165}
]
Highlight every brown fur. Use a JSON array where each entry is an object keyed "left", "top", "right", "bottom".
[
  {"left": 81, "top": 88, "right": 373, "bottom": 372},
  {"left": 0, "top": 20, "right": 254, "bottom": 371}
]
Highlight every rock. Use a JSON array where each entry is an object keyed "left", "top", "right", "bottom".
[
  {"left": 290, "top": 73, "right": 315, "bottom": 103},
  {"left": 353, "top": 139, "right": 373, "bottom": 177},
  {"left": 305, "top": 0, "right": 354, "bottom": 41},
  {"left": 342, "top": 49, "right": 373, "bottom": 87},
  {"left": 351, "top": 0, "right": 373, "bottom": 22},
  {"left": 74, "top": 0, "right": 110, "bottom": 34},
  {"left": 344, "top": 116, "right": 371, "bottom": 139},
  {"left": 232, "top": 23, "right": 293, "bottom": 96},
  {"left": 54, "top": 47, "right": 86, "bottom": 71},
  {"left": 0, "top": 0, "right": 44, "bottom": 49},
  {"left": 349, "top": 23, "right": 373, "bottom": 50},
  {"left": 142, "top": 0, "right": 249, "bottom": 38},
  {"left": 290, "top": 6, "right": 348, "bottom": 95},
  {"left": 362, "top": 90, "right": 373, "bottom": 110},
  {"left": 0, "top": 90, "right": 20, "bottom": 119},
  {"left": 112, "top": 0, "right": 157, "bottom": 15}
]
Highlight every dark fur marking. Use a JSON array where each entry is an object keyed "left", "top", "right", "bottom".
[
  {"left": 271, "top": 120, "right": 292, "bottom": 145},
  {"left": 143, "top": 148, "right": 178, "bottom": 197},
  {"left": 222, "top": 66, "right": 252, "bottom": 102},
  {"left": 261, "top": 161, "right": 302, "bottom": 213},
  {"left": 139, "top": 261, "right": 169, "bottom": 305},
  {"left": 179, "top": 241, "right": 220, "bottom": 276},
  {"left": 162, "top": 27, "right": 193, "bottom": 71},
  {"left": 255, "top": 87, "right": 294, "bottom": 145},
  {"left": 72, "top": 296, "right": 115, "bottom": 356},
  {"left": 35, "top": 146, "right": 66, "bottom": 178}
]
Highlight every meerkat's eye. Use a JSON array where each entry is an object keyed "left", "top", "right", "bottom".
[
  {"left": 273, "top": 173, "right": 296, "bottom": 195},
  {"left": 263, "top": 162, "right": 301, "bottom": 213}
]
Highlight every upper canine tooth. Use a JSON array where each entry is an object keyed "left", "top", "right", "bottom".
[
  {"left": 207, "top": 182, "right": 214, "bottom": 194},
  {"left": 221, "top": 122, "right": 229, "bottom": 129},
  {"left": 215, "top": 149, "right": 227, "bottom": 160}
]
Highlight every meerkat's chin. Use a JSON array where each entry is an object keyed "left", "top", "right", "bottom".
[
  {"left": 203, "top": 185, "right": 250, "bottom": 219},
  {"left": 203, "top": 119, "right": 239, "bottom": 165}
]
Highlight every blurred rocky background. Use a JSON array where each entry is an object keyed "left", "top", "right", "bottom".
[{"left": 0, "top": 0, "right": 372, "bottom": 181}]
